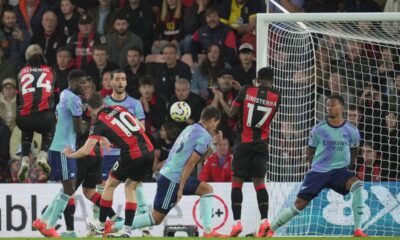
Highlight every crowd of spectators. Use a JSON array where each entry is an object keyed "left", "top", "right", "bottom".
[{"left": 0, "top": 0, "right": 398, "bottom": 183}]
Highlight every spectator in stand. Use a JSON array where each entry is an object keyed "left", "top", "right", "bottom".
[
  {"left": 268, "top": 0, "right": 303, "bottom": 12},
  {"left": 0, "top": 46, "right": 16, "bottom": 82},
  {"left": 30, "top": 10, "right": 66, "bottom": 66},
  {"left": 316, "top": 71, "right": 356, "bottom": 121},
  {"left": 168, "top": 78, "right": 205, "bottom": 128},
  {"left": 190, "top": 7, "right": 237, "bottom": 65},
  {"left": 152, "top": 0, "right": 183, "bottom": 54},
  {"left": 219, "top": 0, "right": 264, "bottom": 36},
  {"left": 88, "top": 0, "right": 117, "bottom": 35},
  {"left": 199, "top": 135, "right": 232, "bottom": 182},
  {"left": 343, "top": 0, "right": 381, "bottom": 12},
  {"left": 16, "top": 0, "right": 50, "bottom": 36},
  {"left": 100, "top": 71, "right": 112, "bottom": 98},
  {"left": 152, "top": 121, "right": 180, "bottom": 178},
  {"left": 57, "top": 0, "right": 79, "bottom": 37},
  {"left": 231, "top": 43, "right": 256, "bottom": 86},
  {"left": 104, "top": 13, "right": 143, "bottom": 67},
  {"left": 119, "top": 0, "right": 154, "bottom": 55},
  {"left": 138, "top": 75, "right": 167, "bottom": 138},
  {"left": 67, "top": 14, "right": 102, "bottom": 70},
  {"left": 339, "top": 40, "right": 370, "bottom": 96},
  {"left": 347, "top": 104, "right": 365, "bottom": 140},
  {"left": 303, "top": 0, "right": 340, "bottom": 12},
  {"left": 147, "top": 43, "right": 192, "bottom": 101},
  {"left": 0, "top": 78, "right": 17, "bottom": 131},
  {"left": 0, "top": 116, "right": 11, "bottom": 183},
  {"left": 390, "top": 70, "right": 400, "bottom": 112},
  {"left": 1, "top": 7, "right": 30, "bottom": 72},
  {"left": 84, "top": 44, "right": 119, "bottom": 90},
  {"left": 181, "top": 0, "right": 215, "bottom": 54},
  {"left": 191, "top": 44, "right": 230, "bottom": 100},
  {"left": 54, "top": 47, "right": 75, "bottom": 93},
  {"left": 356, "top": 142, "right": 381, "bottom": 182},
  {"left": 124, "top": 47, "right": 146, "bottom": 99},
  {"left": 379, "top": 110, "right": 400, "bottom": 181},
  {"left": 209, "top": 69, "right": 239, "bottom": 141}
]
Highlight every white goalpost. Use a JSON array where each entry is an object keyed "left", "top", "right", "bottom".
[{"left": 257, "top": 13, "right": 400, "bottom": 236}]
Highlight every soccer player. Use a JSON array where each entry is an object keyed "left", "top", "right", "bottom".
[
  {"left": 102, "top": 69, "right": 151, "bottom": 235},
  {"left": 64, "top": 92, "right": 154, "bottom": 238},
  {"left": 16, "top": 44, "right": 55, "bottom": 181},
  {"left": 32, "top": 69, "right": 86, "bottom": 238},
  {"left": 130, "top": 106, "right": 227, "bottom": 238},
  {"left": 267, "top": 95, "right": 367, "bottom": 237},
  {"left": 228, "top": 67, "right": 280, "bottom": 237}
]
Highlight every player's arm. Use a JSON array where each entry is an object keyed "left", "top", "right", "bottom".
[
  {"left": 177, "top": 151, "right": 202, "bottom": 202},
  {"left": 64, "top": 137, "right": 99, "bottom": 159},
  {"left": 306, "top": 147, "right": 316, "bottom": 164},
  {"left": 229, "top": 85, "right": 247, "bottom": 118},
  {"left": 349, "top": 147, "right": 359, "bottom": 170},
  {"left": 73, "top": 116, "right": 83, "bottom": 137}
]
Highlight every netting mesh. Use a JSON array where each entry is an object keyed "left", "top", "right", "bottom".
[{"left": 262, "top": 19, "right": 400, "bottom": 236}]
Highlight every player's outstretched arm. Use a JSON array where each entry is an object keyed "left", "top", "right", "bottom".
[
  {"left": 177, "top": 152, "right": 202, "bottom": 203},
  {"left": 64, "top": 137, "right": 99, "bottom": 159}
]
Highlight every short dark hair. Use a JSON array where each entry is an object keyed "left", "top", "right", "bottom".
[
  {"left": 56, "top": 46, "right": 72, "bottom": 56},
  {"left": 162, "top": 43, "right": 177, "bottom": 54},
  {"left": 128, "top": 46, "right": 142, "bottom": 56},
  {"left": 110, "top": 69, "right": 125, "bottom": 80},
  {"left": 200, "top": 106, "right": 221, "bottom": 122},
  {"left": 257, "top": 67, "right": 274, "bottom": 82},
  {"left": 67, "top": 69, "right": 86, "bottom": 82},
  {"left": 327, "top": 94, "right": 345, "bottom": 106},
  {"left": 93, "top": 44, "right": 107, "bottom": 52},
  {"left": 114, "top": 13, "right": 129, "bottom": 23},
  {"left": 138, "top": 75, "right": 155, "bottom": 87},
  {"left": 88, "top": 92, "right": 104, "bottom": 109},
  {"left": 161, "top": 122, "right": 180, "bottom": 142},
  {"left": 27, "top": 53, "right": 47, "bottom": 66}
]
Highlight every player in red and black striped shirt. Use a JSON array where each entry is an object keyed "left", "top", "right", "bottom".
[
  {"left": 15, "top": 45, "right": 55, "bottom": 181},
  {"left": 228, "top": 67, "right": 280, "bottom": 237},
  {"left": 64, "top": 92, "right": 154, "bottom": 237}
]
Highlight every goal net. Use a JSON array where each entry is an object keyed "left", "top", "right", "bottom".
[{"left": 257, "top": 13, "right": 400, "bottom": 236}]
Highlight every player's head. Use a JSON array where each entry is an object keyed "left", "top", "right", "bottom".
[
  {"left": 200, "top": 106, "right": 221, "bottom": 133},
  {"left": 26, "top": 44, "right": 46, "bottom": 66},
  {"left": 326, "top": 94, "right": 345, "bottom": 119},
  {"left": 87, "top": 92, "right": 104, "bottom": 117},
  {"left": 68, "top": 69, "right": 87, "bottom": 95},
  {"left": 110, "top": 69, "right": 127, "bottom": 94},
  {"left": 256, "top": 67, "right": 274, "bottom": 87}
]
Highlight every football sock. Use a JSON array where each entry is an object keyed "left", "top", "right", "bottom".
[
  {"left": 124, "top": 202, "right": 137, "bottom": 226},
  {"left": 271, "top": 205, "right": 301, "bottom": 231},
  {"left": 255, "top": 184, "right": 269, "bottom": 219},
  {"left": 135, "top": 184, "right": 148, "bottom": 215},
  {"left": 47, "top": 192, "right": 70, "bottom": 228},
  {"left": 200, "top": 193, "right": 213, "bottom": 233},
  {"left": 63, "top": 198, "right": 75, "bottom": 231},
  {"left": 231, "top": 182, "right": 243, "bottom": 220},
  {"left": 99, "top": 198, "right": 113, "bottom": 223},
  {"left": 351, "top": 181, "right": 364, "bottom": 230},
  {"left": 132, "top": 213, "right": 155, "bottom": 229},
  {"left": 90, "top": 191, "right": 102, "bottom": 219},
  {"left": 41, "top": 191, "right": 62, "bottom": 222}
]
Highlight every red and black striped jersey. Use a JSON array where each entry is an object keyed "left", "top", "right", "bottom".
[
  {"left": 89, "top": 105, "right": 154, "bottom": 160},
  {"left": 232, "top": 85, "right": 280, "bottom": 143},
  {"left": 17, "top": 65, "right": 55, "bottom": 116}
]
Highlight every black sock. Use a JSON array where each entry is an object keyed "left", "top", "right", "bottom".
[
  {"left": 96, "top": 197, "right": 116, "bottom": 219},
  {"left": 99, "top": 199, "right": 114, "bottom": 223},
  {"left": 64, "top": 199, "right": 76, "bottom": 231},
  {"left": 124, "top": 202, "right": 137, "bottom": 226},
  {"left": 256, "top": 188, "right": 269, "bottom": 219},
  {"left": 231, "top": 187, "right": 243, "bottom": 220}
]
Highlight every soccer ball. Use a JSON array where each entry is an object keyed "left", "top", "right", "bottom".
[{"left": 170, "top": 101, "right": 191, "bottom": 122}]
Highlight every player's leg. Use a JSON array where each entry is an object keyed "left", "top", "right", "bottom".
[
  {"left": 230, "top": 143, "right": 250, "bottom": 237},
  {"left": 251, "top": 142, "right": 271, "bottom": 237},
  {"left": 35, "top": 111, "right": 54, "bottom": 175},
  {"left": 17, "top": 129, "right": 33, "bottom": 181},
  {"left": 268, "top": 171, "right": 327, "bottom": 236},
  {"left": 61, "top": 196, "right": 76, "bottom": 238},
  {"left": 330, "top": 169, "right": 367, "bottom": 237}
]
